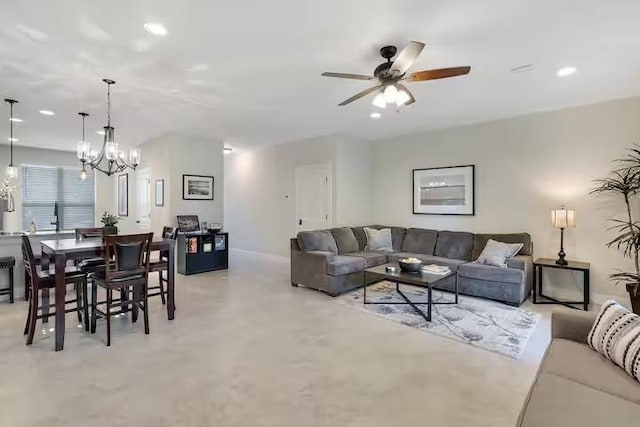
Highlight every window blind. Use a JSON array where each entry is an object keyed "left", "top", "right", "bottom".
[{"left": 21, "top": 165, "right": 95, "bottom": 231}]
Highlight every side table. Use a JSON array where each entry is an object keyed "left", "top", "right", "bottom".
[{"left": 532, "top": 258, "right": 590, "bottom": 311}]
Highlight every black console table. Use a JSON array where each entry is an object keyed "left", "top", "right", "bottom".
[
  {"left": 533, "top": 258, "right": 590, "bottom": 311},
  {"left": 177, "top": 232, "right": 228, "bottom": 275}
]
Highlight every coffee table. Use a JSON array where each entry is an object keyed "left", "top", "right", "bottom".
[{"left": 364, "top": 263, "right": 458, "bottom": 322}]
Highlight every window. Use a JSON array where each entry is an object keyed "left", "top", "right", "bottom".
[{"left": 21, "top": 165, "right": 95, "bottom": 231}]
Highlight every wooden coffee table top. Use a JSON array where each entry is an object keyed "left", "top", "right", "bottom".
[{"left": 365, "top": 263, "right": 455, "bottom": 287}]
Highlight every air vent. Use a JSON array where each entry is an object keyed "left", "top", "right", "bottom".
[{"left": 510, "top": 64, "right": 534, "bottom": 74}]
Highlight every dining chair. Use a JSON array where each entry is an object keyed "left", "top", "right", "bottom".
[
  {"left": 90, "top": 233, "right": 153, "bottom": 346},
  {"left": 148, "top": 226, "right": 177, "bottom": 305},
  {"left": 75, "top": 227, "right": 108, "bottom": 273},
  {"left": 22, "top": 236, "right": 89, "bottom": 345}
]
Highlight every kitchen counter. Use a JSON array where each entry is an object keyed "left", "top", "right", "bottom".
[{"left": 0, "top": 230, "right": 75, "bottom": 239}]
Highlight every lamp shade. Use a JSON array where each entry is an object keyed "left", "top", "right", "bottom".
[{"left": 551, "top": 207, "right": 576, "bottom": 228}]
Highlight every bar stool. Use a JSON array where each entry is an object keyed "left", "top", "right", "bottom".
[{"left": 0, "top": 256, "right": 15, "bottom": 303}]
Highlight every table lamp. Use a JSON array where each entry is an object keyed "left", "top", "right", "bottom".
[{"left": 550, "top": 206, "right": 575, "bottom": 265}]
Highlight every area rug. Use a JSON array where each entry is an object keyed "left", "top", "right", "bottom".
[{"left": 337, "top": 281, "right": 539, "bottom": 359}]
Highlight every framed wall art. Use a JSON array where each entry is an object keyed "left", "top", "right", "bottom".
[
  {"left": 117, "top": 173, "right": 129, "bottom": 216},
  {"left": 412, "top": 165, "right": 475, "bottom": 215},
  {"left": 182, "top": 174, "right": 214, "bottom": 200},
  {"left": 155, "top": 179, "right": 164, "bottom": 206}
]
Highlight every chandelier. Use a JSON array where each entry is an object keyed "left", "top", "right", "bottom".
[
  {"left": 77, "top": 79, "right": 140, "bottom": 177},
  {"left": 4, "top": 98, "right": 18, "bottom": 179}
]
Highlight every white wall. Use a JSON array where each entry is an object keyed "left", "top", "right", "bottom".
[
  {"left": 371, "top": 96, "right": 640, "bottom": 303},
  {"left": 335, "top": 136, "right": 372, "bottom": 226},
  {"left": 167, "top": 135, "right": 224, "bottom": 226},
  {"left": 225, "top": 135, "right": 338, "bottom": 257},
  {"left": 99, "top": 133, "right": 224, "bottom": 236}
]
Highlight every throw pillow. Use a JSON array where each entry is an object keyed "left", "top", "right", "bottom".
[
  {"left": 364, "top": 227, "right": 393, "bottom": 252},
  {"left": 588, "top": 300, "right": 640, "bottom": 383},
  {"left": 475, "top": 239, "right": 524, "bottom": 268}
]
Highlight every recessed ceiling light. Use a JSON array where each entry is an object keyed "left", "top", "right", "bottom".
[
  {"left": 370, "top": 112, "right": 381, "bottom": 119},
  {"left": 144, "top": 22, "right": 168, "bottom": 36},
  {"left": 9, "top": 117, "right": 23, "bottom": 122},
  {"left": 223, "top": 147, "right": 233, "bottom": 153},
  {"left": 556, "top": 66, "right": 577, "bottom": 77},
  {"left": 39, "top": 110, "right": 55, "bottom": 116},
  {"left": 7, "top": 137, "right": 18, "bottom": 142},
  {"left": 96, "top": 130, "right": 105, "bottom": 135}
]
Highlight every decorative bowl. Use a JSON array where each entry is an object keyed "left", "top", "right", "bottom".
[{"left": 399, "top": 258, "right": 423, "bottom": 273}]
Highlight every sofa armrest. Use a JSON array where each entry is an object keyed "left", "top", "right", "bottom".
[
  {"left": 507, "top": 255, "right": 533, "bottom": 300},
  {"left": 290, "top": 246, "right": 334, "bottom": 287},
  {"left": 506, "top": 255, "right": 531, "bottom": 271},
  {"left": 551, "top": 311, "right": 597, "bottom": 344}
]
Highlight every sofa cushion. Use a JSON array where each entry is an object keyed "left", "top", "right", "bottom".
[
  {"left": 472, "top": 233, "right": 532, "bottom": 259},
  {"left": 345, "top": 251, "right": 388, "bottom": 268},
  {"left": 458, "top": 263, "right": 523, "bottom": 284},
  {"left": 401, "top": 228, "right": 438, "bottom": 255},
  {"left": 351, "top": 225, "right": 383, "bottom": 251},
  {"left": 519, "top": 372, "right": 640, "bottom": 427},
  {"left": 587, "top": 300, "right": 640, "bottom": 384},
  {"left": 330, "top": 227, "right": 359, "bottom": 254},
  {"left": 352, "top": 225, "right": 406, "bottom": 251},
  {"left": 543, "top": 338, "right": 640, "bottom": 405},
  {"left": 476, "top": 239, "right": 524, "bottom": 267},
  {"left": 434, "top": 231, "right": 474, "bottom": 260},
  {"left": 297, "top": 230, "right": 338, "bottom": 254},
  {"left": 364, "top": 227, "right": 393, "bottom": 251},
  {"left": 326, "top": 255, "right": 366, "bottom": 276},
  {"left": 387, "top": 253, "right": 466, "bottom": 272}
]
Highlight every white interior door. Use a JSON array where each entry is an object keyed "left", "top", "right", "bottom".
[
  {"left": 295, "top": 164, "right": 331, "bottom": 232},
  {"left": 136, "top": 169, "right": 151, "bottom": 229}
]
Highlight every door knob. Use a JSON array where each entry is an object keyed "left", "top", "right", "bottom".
[{"left": 298, "top": 219, "right": 302, "bottom": 225}]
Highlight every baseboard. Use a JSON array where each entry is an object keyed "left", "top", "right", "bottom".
[{"left": 229, "top": 247, "right": 289, "bottom": 263}]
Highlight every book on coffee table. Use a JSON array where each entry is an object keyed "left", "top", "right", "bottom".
[{"left": 421, "top": 264, "right": 451, "bottom": 275}]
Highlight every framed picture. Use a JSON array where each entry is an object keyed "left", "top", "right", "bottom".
[
  {"left": 182, "top": 174, "right": 214, "bottom": 200},
  {"left": 117, "top": 173, "right": 128, "bottom": 217},
  {"left": 412, "top": 165, "right": 475, "bottom": 215},
  {"left": 155, "top": 179, "right": 164, "bottom": 206}
]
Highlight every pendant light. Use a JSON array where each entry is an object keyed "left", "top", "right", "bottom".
[
  {"left": 76, "top": 78, "right": 140, "bottom": 176},
  {"left": 77, "top": 112, "right": 89, "bottom": 180},
  {"left": 4, "top": 99, "right": 18, "bottom": 179}
]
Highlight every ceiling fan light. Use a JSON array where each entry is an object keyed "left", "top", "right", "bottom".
[
  {"left": 383, "top": 85, "right": 398, "bottom": 104},
  {"left": 396, "top": 89, "right": 411, "bottom": 107},
  {"left": 372, "top": 93, "right": 387, "bottom": 109}
]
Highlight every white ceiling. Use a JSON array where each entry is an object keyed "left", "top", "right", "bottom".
[{"left": 1, "top": 0, "right": 640, "bottom": 152}]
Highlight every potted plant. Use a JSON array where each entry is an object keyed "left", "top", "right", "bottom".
[
  {"left": 591, "top": 146, "right": 640, "bottom": 314},
  {"left": 100, "top": 211, "right": 119, "bottom": 236}
]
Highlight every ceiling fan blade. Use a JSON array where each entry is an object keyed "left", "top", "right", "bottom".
[
  {"left": 397, "top": 84, "right": 416, "bottom": 106},
  {"left": 390, "top": 41, "right": 426, "bottom": 76},
  {"left": 407, "top": 66, "right": 471, "bottom": 82},
  {"left": 338, "top": 85, "right": 382, "bottom": 106},
  {"left": 321, "top": 72, "right": 375, "bottom": 80}
]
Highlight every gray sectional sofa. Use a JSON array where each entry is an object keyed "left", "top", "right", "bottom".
[{"left": 290, "top": 225, "right": 533, "bottom": 306}]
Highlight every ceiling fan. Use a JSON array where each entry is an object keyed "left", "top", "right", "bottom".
[{"left": 321, "top": 41, "right": 470, "bottom": 108}]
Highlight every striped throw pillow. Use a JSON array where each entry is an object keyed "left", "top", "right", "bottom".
[{"left": 587, "top": 300, "right": 640, "bottom": 382}]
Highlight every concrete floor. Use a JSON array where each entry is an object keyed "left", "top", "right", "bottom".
[{"left": 0, "top": 250, "right": 559, "bottom": 426}]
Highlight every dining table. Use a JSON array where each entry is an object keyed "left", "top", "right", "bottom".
[{"left": 40, "top": 237, "right": 176, "bottom": 351}]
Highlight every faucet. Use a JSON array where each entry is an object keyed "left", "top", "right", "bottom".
[{"left": 50, "top": 201, "right": 60, "bottom": 232}]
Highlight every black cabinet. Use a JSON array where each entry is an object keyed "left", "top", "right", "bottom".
[{"left": 177, "top": 232, "right": 228, "bottom": 275}]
